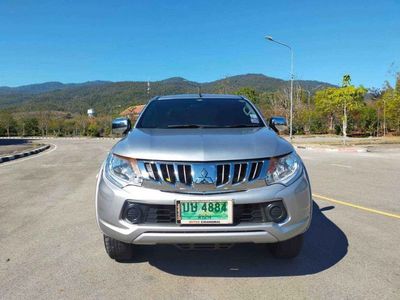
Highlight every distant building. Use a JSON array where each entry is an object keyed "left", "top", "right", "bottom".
[
  {"left": 120, "top": 105, "right": 145, "bottom": 120},
  {"left": 87, "top": 108, "right": 95, "bottom": 118}
]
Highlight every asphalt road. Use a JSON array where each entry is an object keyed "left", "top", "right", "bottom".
[{"left": 0, "top": 138, "right": 399, "bottom": 299}]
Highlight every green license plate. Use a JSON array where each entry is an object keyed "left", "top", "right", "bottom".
[{"left": 176, "top": 200, "right": 233, "bottom": 225}]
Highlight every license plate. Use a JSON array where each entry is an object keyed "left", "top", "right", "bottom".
[{"left": 176, "top": 200, "right": 233, "bottom": 225}]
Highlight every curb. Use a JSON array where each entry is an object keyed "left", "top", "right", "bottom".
[
  {"left": 294, "top": 145, "right": 368, "bottom": 153},
  {"left": 0, "top": 144, "right": 51, "bottom": 163}
]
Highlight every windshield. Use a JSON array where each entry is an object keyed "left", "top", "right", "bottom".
[{"left": 136, "top": 98, "right": 264, "bottom": 129}]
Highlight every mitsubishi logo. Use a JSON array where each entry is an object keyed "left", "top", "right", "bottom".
[{"left": 194, "top": 168, "right": 214, "bottom": 184}]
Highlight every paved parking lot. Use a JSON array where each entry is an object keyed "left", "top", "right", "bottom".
[{"left": 0, "top": 138, "right": 399, "bottom": 299}]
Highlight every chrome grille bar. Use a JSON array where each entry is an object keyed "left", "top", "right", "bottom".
[
  {"left": 232, "top": 163, "right": 248, "bottom": 184},
  {"left": 216, "top": 164, "right": 230, "bottom": 186},
  {"left": 249, "top": 161, "right": 263, "bottom": 181},
  {"left": 176, "top": 164, "right": 192, "bottom": 186},
  {"left": 237, "top": 164, "right": 242, "bottom": 182}
]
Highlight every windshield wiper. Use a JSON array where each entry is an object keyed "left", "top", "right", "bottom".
[
  {"left": 167, "top": 124, "right": 262, "bottom": 128},
  {"left": 167, "top": 124, "right": 217, "bottom": 128},
  {"left": 223, "top": 124, "right": 262, "bottom": 128}
]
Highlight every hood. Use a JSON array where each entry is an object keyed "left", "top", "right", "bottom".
[{"left": 112, "top": 127, "right": 293, "bottom": 161}]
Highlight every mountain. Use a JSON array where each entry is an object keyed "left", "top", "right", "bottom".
[
  {"left": 203, "top": 74, "right": 286, "bottom": 91},
  {"left": 0, "top": 74, "right": 334, "bottom": 114},
  {"left": 0, "top": 80, "right": 111, "bottom": 95}
]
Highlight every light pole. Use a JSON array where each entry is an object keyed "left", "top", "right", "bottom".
[{"left": 265, "top": 36, "right": 294, "bottom": 141}]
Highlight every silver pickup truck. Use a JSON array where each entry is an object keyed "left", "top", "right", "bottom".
[{"left": 96, "top": 94, "right": 312, "bottom": 261}]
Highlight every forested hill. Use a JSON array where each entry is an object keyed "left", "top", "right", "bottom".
[{"left": 0, "top": 74, "right": 334, "bottom": 114}]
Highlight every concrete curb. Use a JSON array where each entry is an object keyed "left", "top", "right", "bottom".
[
  {"left": 0, "top": 144, "right": 51, "bottom": 163},
  {"left": 294, "top": 145, "right": 368, "bottom": 153}
]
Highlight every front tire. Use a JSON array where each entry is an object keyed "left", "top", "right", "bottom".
[
  {"left": 103, "top": 235, "right": 134, "bottom": 262},
  {"left": 269, "top": 234, "right": 304, "bottom": 259}
]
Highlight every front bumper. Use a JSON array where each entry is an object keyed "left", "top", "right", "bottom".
[{"left": 95, "top": 167, "right": 312, "bottom": 245}]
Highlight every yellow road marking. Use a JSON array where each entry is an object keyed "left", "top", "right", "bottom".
[{"left": 312, "top": 193, "right": 400, "bottom": 220}]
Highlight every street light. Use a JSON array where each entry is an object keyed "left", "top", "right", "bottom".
[{"left": 265, "top": 35, "right": 294, "bottom": 141}]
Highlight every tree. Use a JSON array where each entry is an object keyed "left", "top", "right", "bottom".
[
  {"left": 381, "top": 83, "right": 400, "bottom": 134},
  {"left": 271, "top": 87, "right": 290, "bottom": 121},
  {"left": 342, "top": 74, "right": 351, "bottom": 87},
  {"left": 361, "top": 105, "right": 378, "bottom": 136},
  {"left": 395, "top": 73, "right": 400, "bottom": 94},
  {"left": 340, "top": 87, "right": 366, "bottom": 140},
  {"left": 234, "top": 87, "right": 258, "bottom": 102},
  {"left": 24, "top": 117, "right": 39, "bottom": 136},
  {"left": 87, "top": 122, "right": 100, "bottom": 137},
  {"left": 49, "top": 117, "right": 64, "bottom": 136},
  {"left": 76, "top": 114, "right": 89, "bottom": 136},
  {"left": 0, "top": 112, "right": 17, "bottom": 137},
  {"left": 315, "top": 88, "right": 339, "bottom": 133},
  {"left": 390, "top": 74, "right": 400, "bottom": 133},
  {"left": 315, "top": 75, "right": 367, "bottom": 141},
  {"left": 38, "top": 111, "right": 51, "bottom": 136}
]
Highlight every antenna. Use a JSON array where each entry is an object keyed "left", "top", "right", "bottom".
[
  {"left": 198, "top": 85, "right": 202, "bottom": 97},
  {"left": 147, "top": 80, "right": 151, "bottom": 97}
]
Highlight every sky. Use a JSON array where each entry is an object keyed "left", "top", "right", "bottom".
[{"left": 0, "top": 0, "right": 399, "bottom": 88}]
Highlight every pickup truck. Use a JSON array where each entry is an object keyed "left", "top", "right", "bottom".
[{"left": 96, "top": 94, "right": 312, "bottom": 261}]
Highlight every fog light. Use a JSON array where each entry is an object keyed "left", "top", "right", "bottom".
[
  {"left": 267, "top": 202, "right": 287, "bottom": 223},
  {"left": 125, "top": 204, "right": 142, "bottom": 224}
]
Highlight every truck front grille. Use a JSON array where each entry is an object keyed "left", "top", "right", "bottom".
[{"left": 138, "top": 159, "right": 269, "bottom": 193}]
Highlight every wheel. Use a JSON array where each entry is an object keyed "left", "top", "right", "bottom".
[
  {"left": 103, "top": 235, "right": 134, "bottom": 262},
  {"left": 269, "top": 234, "right": 304, "bottom": 259}
]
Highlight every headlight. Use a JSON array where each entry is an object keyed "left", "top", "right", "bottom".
[
  {"left": 266, "top": 152, "right": 302, "bottom": 186},
  {"left": 104, "top": 153, "right": 143, "bottom": 187}
]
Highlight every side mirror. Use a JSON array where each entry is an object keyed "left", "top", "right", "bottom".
[
  {"left": 112, "top": 117, "right": 132, "bottom": 135},
  {"left": 269, "top": 117, "right": 287, "bottom": 134}
]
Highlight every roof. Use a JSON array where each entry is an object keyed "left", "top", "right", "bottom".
[
  {"left": 156, "top": 94, "right": 243, "bottom": 100},
  {"left": 120, "top": 104, "right": 145, "bottom": 116}
]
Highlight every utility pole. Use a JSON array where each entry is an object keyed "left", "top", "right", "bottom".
[
  {"left": 343, "top": 99, "right": 347, "bottom": 145},
  {"left": 305, "top": 90, "right": 311, "bottom": 134},
  {"left": 383, "top": 98, "right": 386, "bottom": 137},
  {"left": 265, "top": 35, "right": 294, "bottom": 141}
]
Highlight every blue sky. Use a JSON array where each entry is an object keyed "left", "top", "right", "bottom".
[{"left": 0, "top": 0, "right": 399, "bottom": 88}]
